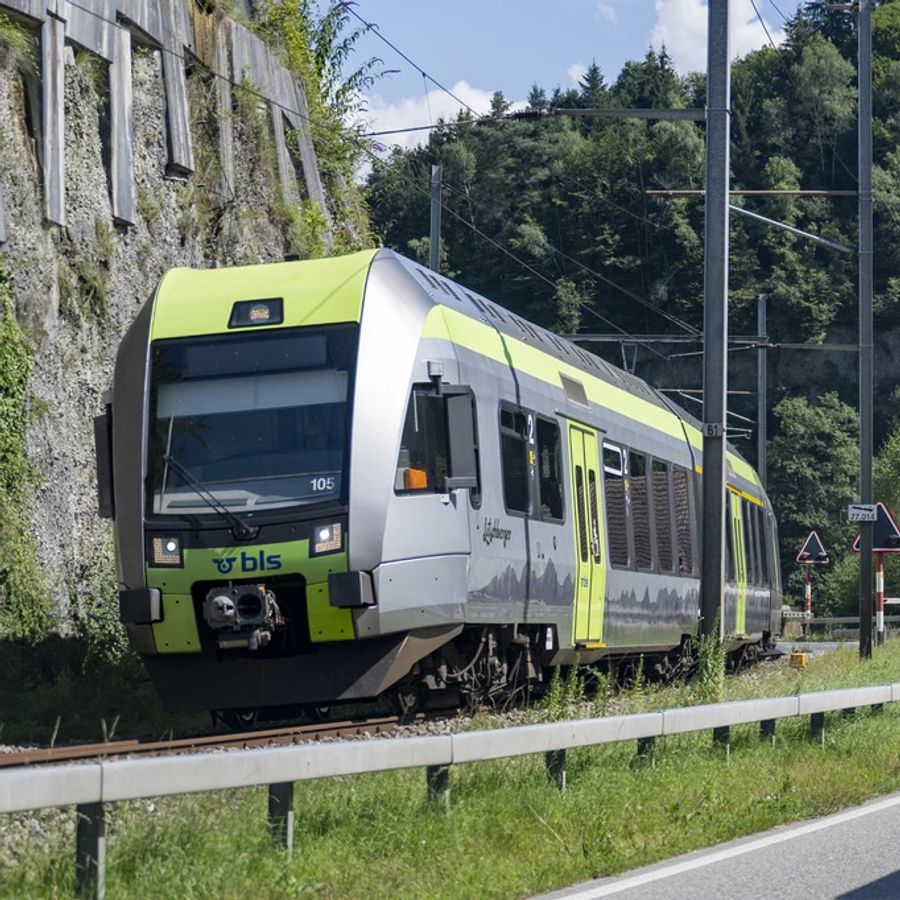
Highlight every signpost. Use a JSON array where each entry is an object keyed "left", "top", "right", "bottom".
[
  {"left": 851, "top": 500, "right": 900, "bottom": 645},
  {"left": 796, "top": 531, "right": 830, "bottom": 615}
]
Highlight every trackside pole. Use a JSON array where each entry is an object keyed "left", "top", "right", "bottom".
[
  {"left": 804, "top": 568, "right": 812, "bottom": 615},
  {"left": 876, "top": 552, "right": 885, "bottom": 646},
  {"left": 700, "top": 0, "right": 731, "bottom": 644},
  {"left": 75, "top": 802, "right": 106, "bottom": 899}
]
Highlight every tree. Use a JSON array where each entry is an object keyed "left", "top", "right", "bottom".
[
  {"left": 767, "top": 393, "right": 859, "bottom": 600},
  {"left": 578, "top": 61, "right": 607, "bottom": 108}
]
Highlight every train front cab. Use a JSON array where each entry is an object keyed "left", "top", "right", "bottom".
[{"left": 96, "top": 250, "right": 486, "bottom": 714}]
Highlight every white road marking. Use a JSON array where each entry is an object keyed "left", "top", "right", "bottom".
[{"left": 555, "top": 792, "right": 900, "bottom": 898}]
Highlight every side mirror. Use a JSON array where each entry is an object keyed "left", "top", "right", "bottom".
[
  {"left": 443, "top": 390, "right": 478, "bottom": 491},
  {"left": 94, "top": 407, "right": 115, "bottom": 518}
]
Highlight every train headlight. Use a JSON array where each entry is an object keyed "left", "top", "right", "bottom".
[
  {"left": 312, "top": 522, "right": 343, "bottom": 555},
  {"left": 149, "top": 535, "right": 182, "bottom": 567}
]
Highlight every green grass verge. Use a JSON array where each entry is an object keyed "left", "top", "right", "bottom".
[{"left": 4, "top": 642, "right": 900, "bottom": 898}]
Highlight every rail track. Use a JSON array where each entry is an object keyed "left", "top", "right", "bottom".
[{"left": 0, "top": 712, "right": 446, "bottom": 769}]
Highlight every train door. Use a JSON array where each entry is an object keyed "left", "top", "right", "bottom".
[
  {"left": 728, "top": 490, "right": 748, "bottom": 635},
  {"left": 568, "top": 423, "right": 606, "bottom": 645}
]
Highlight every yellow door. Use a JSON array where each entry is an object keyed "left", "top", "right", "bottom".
[
  {"left": 569, "top": 424, "right": 606, "bottom": 644},
  {"left": 729, "top": 490, "right": 748, "bottom": 635}
]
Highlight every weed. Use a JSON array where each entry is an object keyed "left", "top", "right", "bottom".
[
  {"left": 136, "top": 187, "right": 160, "bottom": 227},
  {"left": 94, "top": 219, "right": 115, "bottom": 267},
  {"left": 74, "top": 48, "right": 106, "bottom": 105},
  {"left": 74, "top": 258, "right": 109, "bottom": 321},
  {"left": 0, "top": 12, "right": 34, "bottom": 72},
  {"left": 0, "top": 261, "right": 51, "bottom": 640}
]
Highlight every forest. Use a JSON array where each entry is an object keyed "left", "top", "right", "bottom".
[{"left": 363, "top": 2, "right": 900, "bottom": 611}]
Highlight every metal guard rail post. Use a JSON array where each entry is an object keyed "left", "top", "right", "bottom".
[{"left": 2, "top": 683, "right": 899, "bottom": 899}]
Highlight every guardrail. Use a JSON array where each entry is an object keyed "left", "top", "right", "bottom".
[{"left": 3, "top": 683, "right": 898, "bottom": 899}]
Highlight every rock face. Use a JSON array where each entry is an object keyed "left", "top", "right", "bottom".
[{"left": 0, "top": 7, "right": 355, "bottom": 631}]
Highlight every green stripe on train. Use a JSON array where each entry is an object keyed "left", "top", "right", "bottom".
[{"left": 424, "top": 306, "right": 762, "bottom": 497}]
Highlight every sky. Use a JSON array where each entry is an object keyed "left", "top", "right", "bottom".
[{"left": 351, "top": 0, "right": 805, "bottom": 151}]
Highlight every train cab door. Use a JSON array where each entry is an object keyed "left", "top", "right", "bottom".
[
  {"left": 568, "top": 423, "right": 606, "bottom": 645},
  {"left": 728, "top": 489, "right": 748, "bottom": 635}
]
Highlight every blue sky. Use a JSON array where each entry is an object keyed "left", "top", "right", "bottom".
[{"left": 352, "top": 1, "right": 804, "bottom": 149}]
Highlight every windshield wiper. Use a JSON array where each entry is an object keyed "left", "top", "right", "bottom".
[{"left": 163, "top": 454, "right": 258, "bottom": 540}]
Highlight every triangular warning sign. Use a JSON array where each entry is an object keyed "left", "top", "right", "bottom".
[
  {"left": 796, "top": 530, "right": 829, "bottom": 565},
  {"left": 851, "top": 500, "right": 900, "bottom": 553}
]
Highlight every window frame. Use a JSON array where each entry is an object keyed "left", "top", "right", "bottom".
[
  {"left": 535, "top": 415, "right": 565, "bottom": 524},
  {"left": 602, "top": 441, "right": 630, "bottom": 570},
  {"left": 498, "top": 402, "right": 533, "bottom": 517}
]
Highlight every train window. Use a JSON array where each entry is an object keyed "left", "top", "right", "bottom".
[
  {"left": 757, "top": 506, "right": 769, "bottom": 584},
  {"left": 588, "top": 470, "right": 601, "bottom": 563},
  {"left": 725, "top": 494, "right": 735, "bottom": 581},
  {"left": 604, "top": 443, "right": 629, "bottom": 568},
  {"left": 629, "top": 452, "right": 652, "bottom": 570},
  {"left": 500, "top": 406, "right": 531, "bottom": 514},
  {"left": 536, "top": 418, "right": 564, "bottom": 521},
  {"left": 395, "top": 387, "right": 449, "bottom": 494},
  {"left": 753, "top": 503, "right": 765, "bottom": 585},
  {"left": 575, "top": 466, "right": 588, "bottom": 562},
  {"left": 652, "top": 460, "right": 674, "bottom": 572},
  {"left": 742, "top": 502, "right": 757, "bottom": 585},
  {"left": 672, "top": 466, "right": 694, "bottom": 574}
]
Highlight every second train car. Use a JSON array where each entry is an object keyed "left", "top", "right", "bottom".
[{"left": 95, "top": 248, "right": 782, "bottom": 718}]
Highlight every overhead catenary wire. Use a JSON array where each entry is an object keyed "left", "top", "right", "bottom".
[
  {"left": 750, "top": 0, "right": 779, "bottom": 50},
  {"left": 345, "top": 5, "right": 481, "bottom": 118},
  {"left": 768, "top": 0, "right": 791, "bottom": 23},
  {"left": 438, "top": 177, "right": 700, "bottom": 335}
]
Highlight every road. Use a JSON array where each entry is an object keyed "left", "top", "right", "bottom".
[{"left": 538, "top": 790, "right": 900, "bottom": 899}]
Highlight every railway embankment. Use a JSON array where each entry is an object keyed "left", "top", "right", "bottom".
[{"left": 3, "top": 640, "right": 900, "bottom": 897}]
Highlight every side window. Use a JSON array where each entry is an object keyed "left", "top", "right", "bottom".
[
  {"left": 500, "top": 406, "right": 530, "bottom": 514},
  {"left": 742, "top": 502, "right": 756, "bottom": 585},
  {"left": 725, "top": 493, "right": 735, "bottom": 581},
  {"left": 672, "top": 465, "right": 694, "bottom": 574},
  {"left": 629, "top": 451, "right": 652, "bottom": 570},
  {"left": 536, "top": 417, "right": 564, "bottom": 521},
  {"left": 757, "top": 506, "right": 769, "bottom": 585},
  {"left": 395, "top": 387, "right": 449, "bottom": 494},
  {"left": 652, "top": 459, "right": 674, "bottom": 572},
  {"left": 603, "top": 443, "right": 629, "bottom": 567}
]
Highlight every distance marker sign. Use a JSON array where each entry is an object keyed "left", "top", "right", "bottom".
[{"left": 851, "top": 500, "right": 900, "bottom": 553}]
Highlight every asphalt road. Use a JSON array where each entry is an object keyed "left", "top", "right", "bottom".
[{"left": 538, "top": 791, "right": 900, "bottom": 899}]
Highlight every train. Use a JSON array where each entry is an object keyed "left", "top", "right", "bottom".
[{"left": 94, "top": 248, "right": 782, "bottom": 722}]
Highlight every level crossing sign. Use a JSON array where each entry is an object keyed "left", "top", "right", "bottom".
[
  {"left": 851, "top": 500, "right": 900, "bottom": 553},
  {"left": 796, "top": 530, "right": 829, "bottom": 565}
]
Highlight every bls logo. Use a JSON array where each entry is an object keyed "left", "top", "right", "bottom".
[{"left": 213, "top": 551, "right": 282, "bottom": 575}]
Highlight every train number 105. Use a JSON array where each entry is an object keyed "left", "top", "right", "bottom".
[{"left": 310, "top": 476, "right": 336, "bottom": 492}]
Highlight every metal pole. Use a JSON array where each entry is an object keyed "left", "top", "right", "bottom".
[
  {"left": 429, "top": 164, "right": 442, "bottom": 273},
  {"left": 805, "top": 568, "right": 812, "bottom": 615},
  {"left": 757, "top": 294, "right": 767, "bottom": 489},
  {"left": 700, "top": 0, "right": 730, "bottom": 642},
  {"left": 75, "top": 802, "right": 106, "bottom": 900},
  {"left": 267, "top": 782, "right": 294, "bottom": 857},
  {"left": 859, "top": 0, "right": 874, "bottom": 659}
]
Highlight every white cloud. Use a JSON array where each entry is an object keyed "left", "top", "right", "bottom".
[
  {"left": 567, "top": 63, "right": 588, "bottom": 86},
  {"left": 597, "top": 3, "right": 618, "bottom": 24},
  {"left": 650, "top": 0, "right": 787, "bottom": 73},
  {"left": 362, "top": 80, "right": 524, "bottom": 152}
]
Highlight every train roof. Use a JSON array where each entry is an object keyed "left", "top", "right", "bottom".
[{"left": 386, "top": 250, "right": 704, "bottom": 434}]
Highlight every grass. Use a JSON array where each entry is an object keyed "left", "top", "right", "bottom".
[
  {"left": 3, "top": 642, "right": 900, "bottom": 897},
  {"left": 0, "top": 639, "right": 206, "bottom": 746}
]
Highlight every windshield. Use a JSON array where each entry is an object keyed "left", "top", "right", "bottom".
[{"left": 147, "top": 325, "right": 358, "bottom": 517}]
